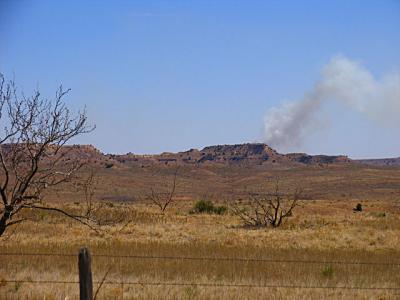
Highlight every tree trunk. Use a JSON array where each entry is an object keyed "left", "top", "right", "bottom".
[
  {"left": 0, "top": 206, "right": 12, "bottom": 236},
  {"left": 0, "top": 213, "right": 8, "bottom": 236}
]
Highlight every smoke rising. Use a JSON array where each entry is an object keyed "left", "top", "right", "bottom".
[{"left": 263, "top": 55, "right": 400, "bottom": 150}]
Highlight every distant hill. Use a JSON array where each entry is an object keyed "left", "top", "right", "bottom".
[
  {"left": 112, "top": 143, "right": 352, "bottom": 167},
  {"left": 4, "top": 142, "right": 398, "bottom": 168},
  {"left": 2, "top": 142, "right": 399, "bottom": 202},
  {"left": 356, "top": 157, "right": 400, "bottom": 167},
  {"left": 0, "top": 144, "right": 122, "bottom": 169}
]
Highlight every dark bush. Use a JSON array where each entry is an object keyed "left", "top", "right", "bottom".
[
  {"left": 105, "top": 163, "right": 114, "bottom": 169},
  {"left": 190, "top": 200, "right": 227, "bottom": 215},
  {"left": 353, "top": 203, "right": 362, "bottom": 212}
]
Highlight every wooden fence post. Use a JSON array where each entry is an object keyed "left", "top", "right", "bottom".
[{"left": 79, "top": 247, "right": 93, "bottom": 300}]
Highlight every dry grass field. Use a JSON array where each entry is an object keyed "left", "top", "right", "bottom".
[
  {"left": 49, "top": 162, "right": 400, "bottom": 203},
  {"left": 1, "top": 163, "right": 400, "bottom": 299},
  {"left": 2, "top": 0, "right": 400, "bottom": 298}
]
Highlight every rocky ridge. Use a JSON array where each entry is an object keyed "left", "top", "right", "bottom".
[
  {"left": 8, "top": 142, "right": 394, "bottom": 168},
  {"left": 112, "top": 143, "right": 351, "bottom": 167}
]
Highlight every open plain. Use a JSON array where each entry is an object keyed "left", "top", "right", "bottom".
[{"left": 1, "top": 144, "right": 400, "bottom": 299}]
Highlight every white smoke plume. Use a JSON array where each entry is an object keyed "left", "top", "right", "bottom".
[{"left": 263, "top": 55, "right": 400, "bottom": 150}]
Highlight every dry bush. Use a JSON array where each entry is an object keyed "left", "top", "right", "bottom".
[
  {"left": 231, "top": 179, "right": 301, "bottom": 228},
  {"left": 146, "top": 166, "right": 179, "bottom": 213}
]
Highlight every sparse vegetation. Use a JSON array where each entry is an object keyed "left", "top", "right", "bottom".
[
  {"left": 190, "top": 200, "right": 227, "bottom": 215},
  {"left": 147, "top": 166, "right": 179, "bottom": 213},
  {"left": 0, "top": 199, "right": 399, "bottom": 299},
  {"left": 375, "top": 212, "right": 386, "bottom": 218},
  {"left": 231, "top": 179, "right": 301, "bottom": 228},
  {"left": 322, "top": 265, "right": 334, "bottom": 277},
  {"left": 354, "top": 203, "right": 363, "bottom": 212}
]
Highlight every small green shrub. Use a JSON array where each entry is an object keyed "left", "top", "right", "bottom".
[
  {"left": 215, "top": 206, "right": 227, "bottom": 215},
  {"left": 190, "top": 200, "right": 227, "bottom": 215},
  {"left": 322, "top": 265, "right": 334, "bottom": 277},
  {"left": 14, "top": 281, "right": 22, "bottom": 292}
]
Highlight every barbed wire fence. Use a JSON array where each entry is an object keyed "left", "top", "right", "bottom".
[
  {"left": 1, "top": 251, "right": 399, "bottom": 266},
  {"left": 0, "top": 249, "right": 399, "bottom": 299}
]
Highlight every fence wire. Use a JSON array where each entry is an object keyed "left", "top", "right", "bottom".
[
  {"left": 0, "top": 252, "right": 399, "bottom": 266},
  {"left": 0, "top": 279, "right": 399, "bottom": 291},
  {"left": 0, "top": 251, "right": 399, "bottom": 292}
]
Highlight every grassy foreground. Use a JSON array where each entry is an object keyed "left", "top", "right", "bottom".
[{"left": 0, "top": 198, "right": 399, "bottom": 299}]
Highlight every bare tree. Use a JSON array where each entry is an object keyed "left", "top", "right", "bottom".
[
  {"left": 147, "top": 166, "right": 179, "bottom": 213},
  {"left": 231, "top": 179, "right": 301, "bottom": 228},
  {"left": 0, "top": 74, "right": 96, "bottom": 236}
]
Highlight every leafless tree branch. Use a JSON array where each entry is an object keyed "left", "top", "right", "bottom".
[
  {"left": 147, "top": 166, "right": 179, "bottom": 213},
  {"left": 0, "top": 73, "right": 98, "bottom": 236},
  {"left": 231, "top": 178, "right": 302, "bottom": 228}
]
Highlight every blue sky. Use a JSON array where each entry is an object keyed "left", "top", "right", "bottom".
[{"left": 0, "top": 0, "right": 399, "bottom": 158}]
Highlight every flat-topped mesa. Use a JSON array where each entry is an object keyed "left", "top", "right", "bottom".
[
  {"left": 194, "top": 143, "right": 281, "bottom": 164},
  {"left": 113, "top": 143, "right": 355, "bottom": 166},
  {"left": 201, "top": 143, "right": 277, "bottom": 156},
  {"left": 113, "top": 143, "right": 281, "bottom": 165},
  {"left": 285, "top": 153, "right": 351, "bottom": 164}
]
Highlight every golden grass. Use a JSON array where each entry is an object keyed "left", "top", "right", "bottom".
[{"left": 1, "top": 197, "right": 400, "bottom": 299}]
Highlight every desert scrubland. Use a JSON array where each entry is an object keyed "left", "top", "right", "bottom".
[{"left": 1, "top": 162, "right": 400, "bottom": 299}]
